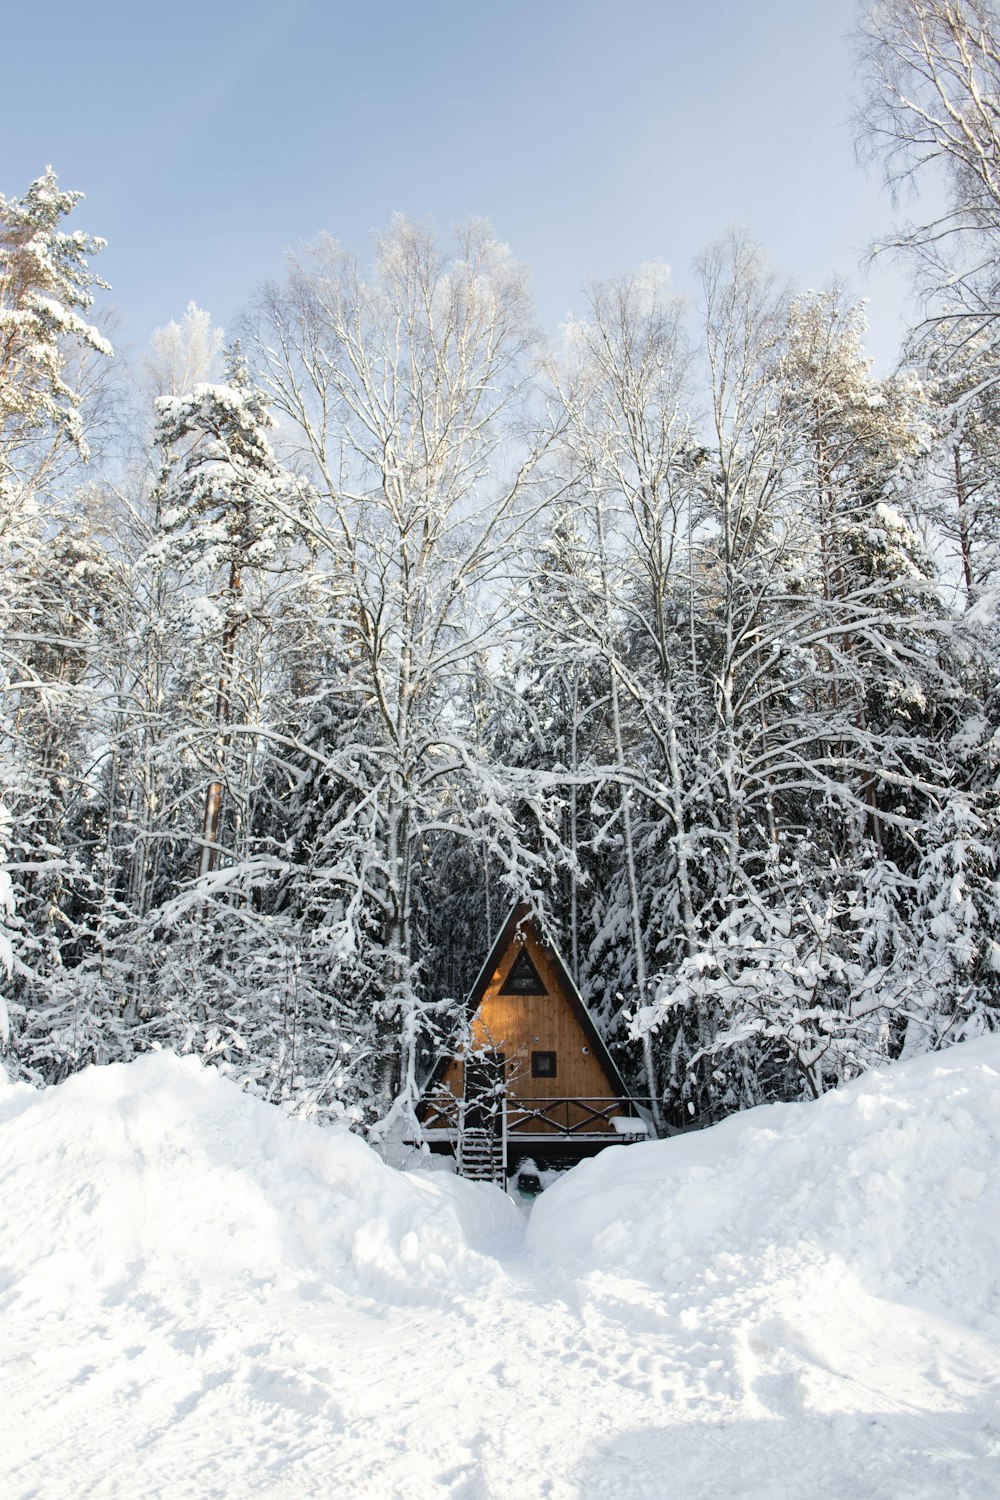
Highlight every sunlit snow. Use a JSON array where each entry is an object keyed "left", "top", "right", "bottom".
[{"left": 2, "top": 1043, "right": 998, "bottom": 1498}]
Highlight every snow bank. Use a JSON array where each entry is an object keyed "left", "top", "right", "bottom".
[
  {"left": 529, "top": 1037, "right": 1000, "bottom": 1334},
  {"left": 0, "top": 1052, "right": 519, "bottom": 1312},
  {"left": 3, "top": 1044, "right": 999, "bottom": 1497}
]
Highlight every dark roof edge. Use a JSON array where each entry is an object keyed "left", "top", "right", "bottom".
[{"left": 521, "top": 905, "right": 631, "bottom": 1101}]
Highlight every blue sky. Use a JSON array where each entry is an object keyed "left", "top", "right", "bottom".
[{"left": 7, "top": 0, "right": 926, "bottom": 371}]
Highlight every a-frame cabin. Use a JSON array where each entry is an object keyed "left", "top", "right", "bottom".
[{"left": 417, "top": 902, "right": 648, "bottom": 1182}]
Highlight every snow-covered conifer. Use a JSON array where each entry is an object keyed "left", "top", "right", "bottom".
[
  {"left": 153, "top": 348, "right": 314, "bottom": 876},
  {"left": 0, "top": 168, "right": 110, "bottom": 472}
]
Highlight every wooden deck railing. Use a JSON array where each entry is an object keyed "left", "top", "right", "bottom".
[
  {"left": 420, "top": 1092, "right": 649, "bottom": 1138},
  {"left": 505, "top": 1096, "right": 646, "bottom": 1136}
]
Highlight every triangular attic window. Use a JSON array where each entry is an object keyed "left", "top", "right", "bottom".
[{"left": 500, "top": 947, "right": 547, "bottom": 995}]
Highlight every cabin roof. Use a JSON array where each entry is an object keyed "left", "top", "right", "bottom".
[{"left": 424, "top": 900, "right": 630, "bottom": 1099}]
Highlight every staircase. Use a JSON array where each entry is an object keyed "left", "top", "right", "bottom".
[{"left": 457, "top": 1125, "right": 505, "bottom": 1185}]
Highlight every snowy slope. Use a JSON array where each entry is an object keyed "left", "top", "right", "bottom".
[
  {"left": 2, "top": 1044, "right": 999, "bottom": 1499},
  {"left": 529, "top": 1037, "right": 1000, "bottom": 1324},
  {"left": 0, "top": 1052, "right": 518, "bottom": 1311}
]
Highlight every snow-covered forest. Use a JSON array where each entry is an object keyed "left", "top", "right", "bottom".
[{"left": 3, "top": 0, "right": 1000, "bottom": 1140}]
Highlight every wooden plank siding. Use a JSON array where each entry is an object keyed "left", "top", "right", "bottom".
[{"left": 433, "top": 921, "right": 619, "bottom": 1134}]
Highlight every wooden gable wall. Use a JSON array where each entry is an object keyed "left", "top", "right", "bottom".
[{"left": 436, "top": 918, "right": 618, "bottom": 1103}]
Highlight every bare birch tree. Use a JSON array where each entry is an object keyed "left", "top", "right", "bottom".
[
  {"left": 250, "top": 216, "right": 550, "bottom": 1123},
  {"left": 856, "top": 0, "right": 1000, "bottom": 362}
]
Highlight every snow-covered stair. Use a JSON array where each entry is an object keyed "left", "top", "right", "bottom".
[{"left": 457, "top": 1127, "right": 504, "bottom": 1184}]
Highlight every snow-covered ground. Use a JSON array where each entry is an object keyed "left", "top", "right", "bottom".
[{"left": 2, "top": 1044, "right": 999, "bottom": 1499}]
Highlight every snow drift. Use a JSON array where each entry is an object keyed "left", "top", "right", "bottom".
[
  {"left": 0, "top": 1051, "right": 519, "bottom": 1314},
  {"left": 529, "top": 1037, "right": 1000, "bottom": 1332},
  {"left": 3, "top": 1042, "right": 999, "bottom": 1499}
]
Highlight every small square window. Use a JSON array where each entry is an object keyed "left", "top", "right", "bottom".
[{"left": 531, "top": 1051, "right": 557, "bottom": 1079}]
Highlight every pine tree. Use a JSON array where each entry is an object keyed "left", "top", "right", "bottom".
[
  {"left": 0, "top": 168, "right": 111, "bottom": 476},
  {"left": 0, "top": 172, "right": 111, "bottom": 1080},
  {"left": 153, "top": 347, "right": 314, "bottom": 877}
]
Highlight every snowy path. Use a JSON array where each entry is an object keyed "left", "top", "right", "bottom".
[
  {"left": 5, "top": 1207, "right": 998, "bottom": 1498},
  {"left": 2, "top": 1051, "right": 1000, "bottom": 1498}
]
